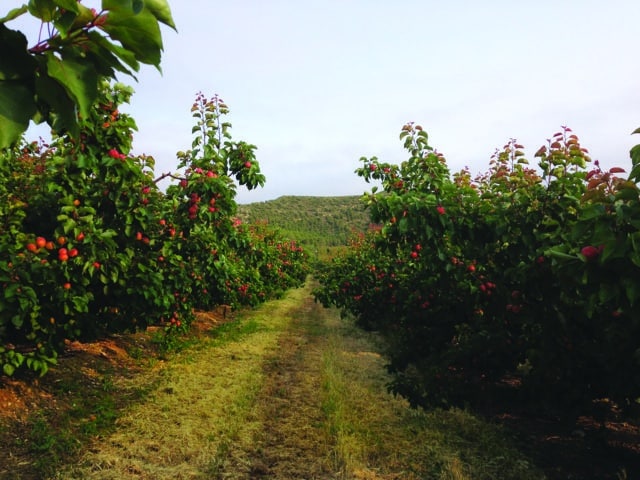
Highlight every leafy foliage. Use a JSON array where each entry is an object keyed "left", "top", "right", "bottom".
[
  {"left": 0, "top": 84, "right": 308, "bottom": 376},
  {"left": 315, "top": 123, "right": 640, "bottom": 420},
  {"left": 0, "top": 0, "right": 176, "bottom": 148},
  {"left": 238, "top": 195, "right": 371, "bottom": 249}
]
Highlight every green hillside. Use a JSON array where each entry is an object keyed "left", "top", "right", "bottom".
[{"left": 237, "top": 195, "right": 371, "bottom": 250}]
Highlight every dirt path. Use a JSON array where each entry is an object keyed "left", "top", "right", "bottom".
[
  {"left": 2, "top": 281, "right": 547, "bottom": 480},
  {"left": 222, "top": 294, "right": 335, "bottom": 478}
]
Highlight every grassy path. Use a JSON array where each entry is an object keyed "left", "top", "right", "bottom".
[{"left": 29, "top": 281, "right": 544, "bottom": 479}]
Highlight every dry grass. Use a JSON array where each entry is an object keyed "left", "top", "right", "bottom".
[
  {"left": 317, "top": 307, "right": 544, "bottom": 480},
  {"left": 51, "top": 290, "right": 306, "bottom": 480},
  {"left": 0, "top": 281, "right": 548, "bottom": 480}
]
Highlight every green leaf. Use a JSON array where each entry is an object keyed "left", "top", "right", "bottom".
[
  {"left": 623, "top": 278, "right": 640, "bottom": 306},
  {"left": 102, "top": 6, "right": 163, "bottom": 67},
  {"left": 598, "top": 283, "right": 617, "bottom": 304},
  {"left": 102, "top": 0, "right": 136, "bottom": 12},
  {"left": 0, "top": 25, "right": 37, "bottom": 80},
  {"left": 27, "top": 0, "right": 56, "bottom": 21},
  {"left": 132, "top": 0, "right": 144, "bottom": 13},
  {"left": 86, "top": 30, "right": 140, "bottom": 77},
  {"left": 54, "top": 4, "right": 93, "bottom": 38},
  {"left": 0, "top": 5, "right": 28, "bottom": 23},
  {"left": 34, "top": 70, "right": 77, "bottom": 135},
  {"left": 3, "top": 363, "right": 15, "bottom": 376},
  {"left": 545, "top": 248, "right": 578, "bottom": 261},
  {"left": 630, "top": 162, "right": 640, "bottom": 180},
  {"left": 579, "top": 203, "right": 605, "bottom": 220},
  {"left": 614, "top": 184, "right": 639, "bottom": 201},
  {"left": 45, "top": 53, "right": 98, "bottom": 121},
  {"left": 0, "top": 80, "right": 36, "bottom": 148},
  {"left": 52, "top": 0, "right": 79, "bottom": 13},
  {"left": 145, "top": 0, "right": 176, "bottom": 29},
  {"left": 630, "top": 144, "right": 640, "bottom": 169}
]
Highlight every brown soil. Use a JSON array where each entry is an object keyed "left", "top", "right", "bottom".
[{"left": 487, "top": 406, "right": 640, "bottom": 480}]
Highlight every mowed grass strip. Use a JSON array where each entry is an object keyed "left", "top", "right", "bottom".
[
  {"left": 53, "top": 287, "right": 308, "bottom": 480},
  {"left": 45, "top": 280, "right": 545, "bottom": 480},
  {"left": 316, "top": 301, "right": 545, "bottom": 480}
]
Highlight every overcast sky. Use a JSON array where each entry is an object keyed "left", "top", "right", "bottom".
[{"left": 16, "top": 1, "right": 640, "bottom": 203}]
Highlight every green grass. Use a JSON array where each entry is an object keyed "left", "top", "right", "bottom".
[
  {"left": 2, "top": 282, "right": 548, "bottom": 479},
  {"left": 316, "top": 311, "right": 545, "bottom": 480},
  {"left": 50, "top": 286, "right": 306, "bottom": 479},
  {"left": 10, "top": 371, "right": 126, "bottom": 479}
]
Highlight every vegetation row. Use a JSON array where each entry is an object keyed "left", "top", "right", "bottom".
[
  {"left": 314, "top": 123, "right": 640, "bottom": 422},
  {"left": 0, "top": 83, "right": 309, "bottom": 376}
]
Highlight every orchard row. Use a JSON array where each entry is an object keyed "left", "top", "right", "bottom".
[
  {"left": 315, "top": 123, "right": 640, "bottom": 420},
  {"left": 0, "top": 83, "right": 308, "bottom": 376}
]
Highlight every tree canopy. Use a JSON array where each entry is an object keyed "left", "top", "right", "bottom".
[{"left": 0, "top": 0, "right": 175, "bottom": 149}]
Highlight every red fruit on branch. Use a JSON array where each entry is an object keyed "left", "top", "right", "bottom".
[
  {"left": 436, "top": 205, "right": 446, "bottom": 215},
  {"left": 107, "top": 148, "right": 125, "bottom": 160},
  {"left": 580, "top": 245, "right": 603, "bottom": 261},
  {"left": 26, "top": 243, "right": 38, "bottom": 253},
  {"left": 467, "top": 264, "right": 476, "bottom": 273},
  {"left": 76, "top": 232, "right": 85, "bottom": 242},
  {"left": 36, "top": 237, "right": 46, "bottom": 249},
  {"left": 244, "top": 161, "right": 252, "bottom": 168}
]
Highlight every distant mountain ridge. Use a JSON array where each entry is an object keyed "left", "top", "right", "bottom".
[{"left": 237, "top": 195, "right": 371, "bottom": 249}]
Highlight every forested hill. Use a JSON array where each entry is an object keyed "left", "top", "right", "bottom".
[{"left": 237, "top": 195, "right": 372, "bottom": 249}]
